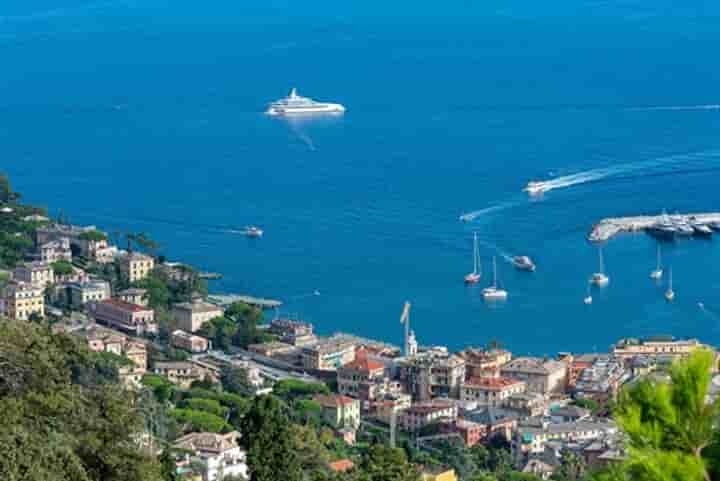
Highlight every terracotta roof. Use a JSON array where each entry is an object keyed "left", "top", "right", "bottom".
[
  {"left": 315, "top": 394, "right": 357, "bottom": 408},
  {"left": 341, "top": 357, "right": 384, "bottom": 372},
  {"left": 329, "top": 459, "right": 354, "bottom": 473},
  {"left": 101, "top": 298, "right": 150, "bottom": 313},
  {"left": 464, "top": 376, "right": 524, "bottom": 391}
]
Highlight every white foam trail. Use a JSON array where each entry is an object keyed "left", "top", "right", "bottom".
[
  {"left": 0, "top": 0, "right": 123, "bottom": 23},
  {"left": 459, "top": 201, "right": 518, "bottom": 222},
  {"left": 475, "top": 238, "right": 513, "bottom": 264},
  {"left": 626, "top": 104, "right": 720, "bottom": 112},
  {"left": 529, "top": 149, "right": 720, "bottom": 194},
  {"left": 286, "top": 121, "right": 316, "bottom": 151},
  {"left": 699, "top": 303, "right": 720, "bottom": 322}
]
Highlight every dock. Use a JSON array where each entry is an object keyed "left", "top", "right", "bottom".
[
  {"left": 207, "top": 294, "right": 282, "bottom": 309},
  {"left": 588, "top": 212, "right": 720, "bottom": 242},
  {"left": 198, "top": 272, "right": 223, "bottom": 280}
]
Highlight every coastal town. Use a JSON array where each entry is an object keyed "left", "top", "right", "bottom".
[{"left": 2, "top": 175, "right": 719, "bottom": 481}]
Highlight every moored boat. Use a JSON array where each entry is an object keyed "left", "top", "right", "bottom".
[{"left": 512, "top": 256, "right": 536, "bottom": 272}]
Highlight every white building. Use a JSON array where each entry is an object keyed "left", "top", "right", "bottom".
[
  {"left": 68, "top": 280, "right": 111, "bottom": 308},
  {"left": 174, "top": 431, "right": 248, "bottom": 481},
  {"left": 460, "top": 376, "right": 526, "bottom": 406},
  {"left": 13, "top": 261, "right": 54, "bottom": 289},
  {"left": 172, "top": 301, "right": 224, "bottom": 333},
  {"left": 500, "top": 357, "right": 567, "bottom": 395}
]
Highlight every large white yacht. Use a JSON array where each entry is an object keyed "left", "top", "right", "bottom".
[{"left": 266, "top": 88, "right": 345, "bottom": 116}]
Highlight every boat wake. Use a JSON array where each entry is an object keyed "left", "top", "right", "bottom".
[
  {"left": 286, "top": 120, "right": 316, "bottom": 151},
  {"left": 626, "top": 104, "right": 720, "bottom": 112},
  {"left": 525, "top": 149, "right": 720, "bottom": 195},
  {"left": 459, "top": 201, "right": 519, "bottom": 222}
]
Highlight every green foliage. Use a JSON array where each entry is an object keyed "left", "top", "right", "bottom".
[
  {"left": 180, "top": 398, "right": 229, "bottom": 418},
  {"left": 240, "top": 395, "right": 302, "bottom": 481},
  {"left": 0, "top": 319, "right": 162, "bottom": 481},
  {"left": 51, "top": 259, "right": 75, "bottom": 276},
  {"left": 79, "top": 230, "right": 108, "bottom": 242},
  {"left": 359, "top": 444, "right": 420, "bottom": 481},
  {"left": 141, "top": 374, "right": 176, "bottom": 403},
  {"left": 225, "top": 302, "right": 265, "bottom": 348},
  {"left": 170, "top": 408, "right": 229, "bottom": 433},
  {"left": 273, "top": 379, "right": 330, "bottom": 401},
  {"left": 572, "top": 398, "right": 600, "bottom": 415},
  {"left": 159, "top": 449, "right": 179, "bottom": 481},
  {"left": 198, "top": 316, "right": 237, "bottom": 351},
  {"left": 133, "top": 274, "right": 171, "bottom": 309},
  {"left": 600, "top": 349, "right": 717, "bottom": 481},
  {"left": 220, "top": 366, "right": 250, "bottom": 394},
  {"left": 550, "top": 451, "right": 586, "bottom": 481}
]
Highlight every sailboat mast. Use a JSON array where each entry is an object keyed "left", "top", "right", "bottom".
[
  {"left": 493, "top": 256, "right": 498, "bottom": 287},
  {"left": 473, "top": 233, "right": 478, "bottom": 274},
  {"left": 657, "top": 245, "right": 662, "bottom": 270},
  {"left": 599, "top": 248, "right": 605, "bottom": 274}
]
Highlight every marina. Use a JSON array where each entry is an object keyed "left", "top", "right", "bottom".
[{"left": 588, "top": 212, "right": 720, "bottom": 242}]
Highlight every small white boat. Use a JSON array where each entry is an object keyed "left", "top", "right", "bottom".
[
  {"left": 244, "top": 226, "right": 263, "bottom": 238},
  {"left": 512, "top": 256, "right": 536, "bottom": 272},
  {"left": 523, "top": 181, "right": 548, "bottom": 196},
  {"left": 650, "top": 245, "right": 663, "bottom": 280},
  {"left": 482, "top": 257, "right": 508, "bottom": 300},
  {"left": 590, "top": 247, "right": 609, "bottom": 286},
  {"left": 665, "top": 268, "right": 675, "bottom": 302},
  {"left": 464, "top": 233, "right": 482, "bottom": 284},
  {"left": 583, "top": 285, "right": 593, "bottom": 305}
]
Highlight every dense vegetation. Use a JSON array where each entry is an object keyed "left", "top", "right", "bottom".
[
  {"left": 0, "top": 173, "right": 48, "bottom": 269},
  {"left": 0, "top": 319, "right": 162, "bottom": 481}
]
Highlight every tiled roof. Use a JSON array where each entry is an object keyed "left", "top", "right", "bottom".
[
  {"left": 101, "top": 298, "right": 150, "bottom": 313},
  {"left": 464, "top": 376, "right": 524, "bottom": 391},
  {"left": 341, "top": 357, "right": 384, "bottom": 372},
  {"left": 315, "top": 394, "right": 357, "bottom": 408},
  {"left": 329, "top": 459, "right": 354, "bottom": 473}
]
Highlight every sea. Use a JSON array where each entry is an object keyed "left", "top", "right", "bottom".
[{"left": 2, "top": 0, "right": 720, "bottom": 356}]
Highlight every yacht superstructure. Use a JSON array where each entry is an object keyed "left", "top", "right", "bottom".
[{"left": 266, "top": 88, "right": 345, "bottom": 116}]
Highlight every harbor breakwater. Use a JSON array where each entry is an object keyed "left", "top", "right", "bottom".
[{"left": 589, "top": 213, "right": 720, "bottom": 242}]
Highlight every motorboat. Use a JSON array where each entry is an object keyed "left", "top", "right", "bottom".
[
  {"left": 512, "top": 256, "right": 536, "bottom": 272},
  {"left": 665, "top": 268, "right": 675, "bottom": 302},
  {"left": 244, "top": 226, "right": 264, "bottom": 238},
  {"left": 464, "top": 233, "right": 482, "bottom": 284},
  {"left": 482, "top": 257, "right": 508, "bottom": 300},
  {"left": 690, "top": 222, "right": 713, "bottom": 237},
  {"left": 523, "top": 181, "right": 548, "bottom": 196},
  {"left": 266, "top": 88, "right": 345, "bottom": 116}
]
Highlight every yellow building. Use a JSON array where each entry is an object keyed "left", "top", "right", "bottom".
[
  {"left": 119, "top": 252, "right": 155, "bottom": 283},
  {"left": 422, "top": 467, "right": 458, "bottom": 481},
  {"left": 1, "top": 281, "right": 45, "bottom": 320}
]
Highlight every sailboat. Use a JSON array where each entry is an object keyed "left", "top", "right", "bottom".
[
  {"left": 482, "top": 256, "right": 508, "bottom": 300},
  {"left": 464, "top": 233, "right": 482, "bottom": 284},
  {"left": 590, "top": 247, "right": 609, "bottom": 286},
  {"left": 650, "top": 245, "right": 663, "bottom": 280},
  {"left": 583, "top": 285, "right": 593, "bottom": 305},
  {"left": 665, "top": 268, "right": 675, "bottom": 302}
]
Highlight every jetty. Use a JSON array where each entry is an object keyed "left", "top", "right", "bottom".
[
  {"left": 207, "top": 294, "right": 283, "bottom": 309},
  {"left": 198, "top": 272, "right": 223, "bottom": 280},
  {"left": 588, "top": 212, "right": 720, "bottom": 242}
]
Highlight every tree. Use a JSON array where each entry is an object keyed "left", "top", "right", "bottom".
[
  {"left": 159, "top": 450, "right": 179, "bottom": 481},
  {"left": 51, "top": 259, "right": 74, "bottom": 276},
  {"left": 239, "top": 395, "right": 302, "bottom": 481},
  {"left": 273, "top": 379, "right": 330, "bottom": 401},
  {"left": 221, "top": 366, "right": 250, "bottom": 394},
  {"left": 198, "top": 316, "right": 238, "bottom": 351},
  {"left": 359, "top": 445, "right": 420, "bottom": 481},
  {"left": 572, "top": 398, "right": 600, "bottom": 415},
  {"left": 599, "top": 349, "right": 717, "bottom": 481},
  {"left": 225, "top": 302, "right": 266, "bottom": 348},
  {"left": 551, "top": 451, "right": 586, "bottom": 481},
  {"left": 0, "top": 319, "right": 162, "bottom": 481}
]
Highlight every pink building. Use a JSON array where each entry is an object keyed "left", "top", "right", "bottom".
[{"left": 92, "top": 299, "right": 156, "bottom": 336}]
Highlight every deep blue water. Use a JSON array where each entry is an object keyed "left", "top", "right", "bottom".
[{"left": 3, "top": 0, "right": 720, "bottom": 355}]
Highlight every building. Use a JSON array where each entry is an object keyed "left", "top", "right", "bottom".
[
  {"left": 92, "top": 298, "right": 156, "bottom": 336},
  {"left": 550, "top": 405, "right": 591, "bottom": 423},
  {"left": 302, "top": 339, "right": 356, "bottom": 371},
  {"left": 82, "top": 327, "right": 147, "bottom": 386},
  {"left": 172, "top": 301, "right": 223, "bottom": 333},
  {"left": 515, "top": 419, "right": 617, "bottom": 456},
  {"left": 153, "top": 361, "right": 209, "bottom": 388},
  {"left": 337, "top": 356, "right": 387, "bottom": 401},
  {"left": 505, "top": 392, "right": 548, "bottom": 417},
  {"left": 462, "top": 406, "right": 519, "bottom": 441},
  {"left": 173, "top": 431, "right": 248, "bottom": 481},
  {"left": 35, "top": 224, "right": 116, "bottom": 263},
  {"left": 269, "top": 318, "right": 316, "bottom": 346},
  {"left": 369, "top": 392, "right": 413, "bottom": 424},
  {"left": 1, "top": 281, "right": 44, "bottom": 320},
  {"left": 451, "top": 418, "right": 485, "bottom": 447},
  {"left": 328, "top": 459, "right": 355, "bottom": 474},
  {"left": 573, "top": 357, "right": 630, "bottom": 402},
  {"left": 38, "top": 238, "right": 72, "bottom": 263},
  {"left": 68, "top": 280, "right": 111, "bottom": 308},
  {"left": 315, "top": 394, "right": 361, "bottom": 429},
  {"left": 460, "top": 348, "right": 513, "bottom": 377},
  {"left": 55, "top": 266, "right": 90, "bottom": 284},
  {"left": 399, "top": 400, "right": 458, "bottom": 432},
  {"left": 248, "top": 341, "right": 296, "bottom": 357},
  {"left": 171, "top": 330, "right": 210, "bottom": 353},
  {"left": 399, "top": 352, "right": 467, "bottom": 401},
  {"left": 612, "top": 336, "right": 702, "bottom": 359},
  {"left": 117, "top": 288, "right": 148, "bottom": 307},
  {"left": 500, "top": 357, "right": 567, "bottom": 395},
  {"left": 13, "top": 261, "right": 54, "bottom": 288},
  {"left": 460, "top": 376, "right": 526, "bottom": 406},
  {"left": 118, "top": 251, "right": 155, "bottom": 283}
]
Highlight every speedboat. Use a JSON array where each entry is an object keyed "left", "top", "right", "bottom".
[
  {"left": 244, "top": 226, "right": 263, "bottom": 238},
  {"left": 523, "top": 181, "right": 548, "bottom": 196},
  {"left": 665, "top": 268, "right": 675, "bottom": 302},
  {"left": 590, "top": 247, "right": 609, "bottom": 286},
  {"left": 650, "top": 245, "right": 663, "bottom": 280},
  {"left": 583, "top": 295, "right": 593, "bottom": 305},
  {"left": 512, "top": 256, "right": 536, "bottom": 272},
  {"left": 709, "top": 221, "right": 720, "bottom": 231},
  {"left": 266, "top": 88, "right": 345, "bottom": 116}
]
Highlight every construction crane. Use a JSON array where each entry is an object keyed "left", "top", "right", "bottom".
[{"left": 400, "top": 301, "right": 411, "bottom": 357}]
